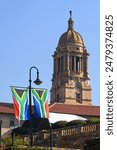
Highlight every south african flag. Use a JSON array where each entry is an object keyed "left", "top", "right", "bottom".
[
  {"left": 32, "top": 89, "right": 49, "bottom": 118},
  {"left": 11, "top": 87, "right": 30, "bottom": 120}
]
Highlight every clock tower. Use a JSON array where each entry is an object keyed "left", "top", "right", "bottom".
[{"left": 50, "top": 11, "right": 92, "bottom": 105}]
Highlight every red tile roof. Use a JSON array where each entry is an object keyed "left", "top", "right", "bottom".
[
  {"left": 49, "top": 103, "right": 100, "bottom": 117},
  {"left": 0, "top": 105, "right": 14, "bottom": 114},
  {"left": 0, "top": 102, "right": 100, "bottom": 117}
]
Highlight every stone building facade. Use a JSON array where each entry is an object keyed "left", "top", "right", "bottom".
[
  {"left": 51, "top": 11, "right": 92, "bottom": 105},
  {"left": 0, "top": 104, "right": 18, "bottom": 138}
]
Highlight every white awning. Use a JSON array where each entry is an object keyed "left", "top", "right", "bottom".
[{"left": 49, "top": 112, "right": 87, "bottom": 123}]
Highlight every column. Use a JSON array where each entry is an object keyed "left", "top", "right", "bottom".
[
  {"left": 79, "top": 57, "right": 82, "bottom": 72},
  {"left": 54, "top": 57, "right": 56, "bottom": 74},
  {"left": 67, "top": 53, "right": 69, "bottom": 71},
  {"left": 83, "top": 54, "right": 88, "bottom": 77},
  {"left": 81, "top": 57, "right": 83, "bottom": 72},
  {"left": 85, "top": 56, "right": 88, "bottom": 75},
  {"left": 74, "top": 56, "right": 76, "bottom": 71}
]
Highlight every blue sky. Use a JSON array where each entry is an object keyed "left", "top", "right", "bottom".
[{"left": 0, "top": 0, "right": 100, "bottom": 105}]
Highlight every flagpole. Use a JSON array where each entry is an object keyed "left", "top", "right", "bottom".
[
  {"left": 29, "top": 75, "right": 33, "bottom": 147},
  {"left": 29, "top": 66, "right": 42, "bottom": 147}
]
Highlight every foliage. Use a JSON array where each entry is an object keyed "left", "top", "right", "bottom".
[
  {"left": 14, "top": 136, "right": 28, "bottom": 146},
  {"left": 86, "top": 118, "right": 100, "bottom": 124},
  {"left": 2, "top": 135, "right": 48, "bottom": 149},
  {"left": 52, "top": 121, "right": 68, "bottom": 129},
  {"left": 52, "top": 118, "right": 100, "bottom": 129},
  {"left": 2, "top": 147, "right": 48, "bottom": 150},
  {"left": 65, "top": 120, "right": 87, "bottom": 127},
  {"left": 2, "top": 136, "right": 12, "bottom": 146},
  {"left": 2, "top": 135, "right": 28, "bottom": 147}
]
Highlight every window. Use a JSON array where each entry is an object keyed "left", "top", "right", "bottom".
[
  {"left": 61, "top": 57, "right": 63, "bottom": 72},
  {"left": 58, "top": 57, "right": 60, "bottom": 72},
  {"left": 76, "top": 92, "right": 80, "bottom": 100},
  {"left": 72, "top": 56, "right": 80, "bottom": 72},
  {"left": 58, "top": 57, "right": 63, "bottom": 73},
  {"left": 57, "top": 94, "right": 59, "bottom": 102},
  {"left": 10, "top": 117, "right": 15, "bottom": 127},
  {"left": 76, "top": 57, "right": 79, "bottom": 71},
  {"left": 72, "top": 56, "right": 74, "bottom": 71},
  {"left": 76, "top": 91, "right": 82, "bottom": 104}
]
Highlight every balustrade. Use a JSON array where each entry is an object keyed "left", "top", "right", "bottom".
[{"left": 42, "top": 123, "right": 99, "bottom": 139}]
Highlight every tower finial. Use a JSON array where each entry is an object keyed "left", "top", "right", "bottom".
[
  {"left": 68, "top": 10, "right": 74, "bottom": 30},
  {"left": 69, "top": 10, "right": 72, "bottom": 18}
]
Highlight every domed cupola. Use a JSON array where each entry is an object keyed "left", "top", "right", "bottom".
[{"left": 58, "top": 11, "right": 84, "bottom": 47}]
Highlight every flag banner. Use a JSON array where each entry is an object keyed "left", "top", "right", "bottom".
[
  {"left": 32, "top": 89, "right": 49, "bottom": 118},
  {"left": 11, "top": 87, "right": 30, "bottom": 120}
]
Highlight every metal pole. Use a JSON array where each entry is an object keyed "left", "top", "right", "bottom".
[
  {"left": 29, "top": 66, "right": 42, "bottom": 147},
  {"left": 29, "top": 67, "right": 33, "bottom": 147},
  {"left": 29, "top": 79, "right": 33, "bottom": 146},
  {"left": 11, "top": 132, "right": 14, "bottom": 148}
]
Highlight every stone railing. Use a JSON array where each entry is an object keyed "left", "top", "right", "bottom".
[
  {"left": 34, "top": 123, "right": 100, "bottom": 149},
  {"left": 81, "top": 123, "right": 99, "bottom": 133},
  {"left": 50, "top": 123, "right": 99, "bottom": 138},
  {"left": 35, "top": 123, "right": 99, "bottom": 142}
]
